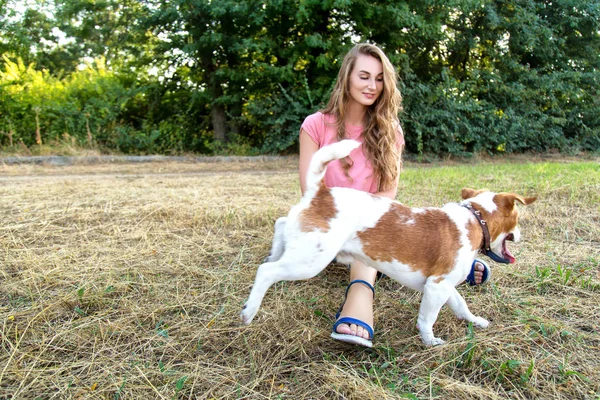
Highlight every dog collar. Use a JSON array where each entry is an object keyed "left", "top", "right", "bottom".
[{"left": 462, "top": 203, "right": 512, "bottom": 264}]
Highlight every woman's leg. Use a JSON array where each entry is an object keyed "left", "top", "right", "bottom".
[{"left": 334, "top": 260, "right": 378, "bottom": 339}]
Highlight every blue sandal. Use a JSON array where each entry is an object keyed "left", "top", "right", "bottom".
[
  {"left": 465, "top": 259, "right": 491, "bottom": 286},
  {"left": 330, "top": 279, "right": 375, "bottom": 348}
]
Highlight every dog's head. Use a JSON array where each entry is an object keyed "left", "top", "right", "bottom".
[{"left": 461, "top": 188, "right": 537, "bottom": 263}]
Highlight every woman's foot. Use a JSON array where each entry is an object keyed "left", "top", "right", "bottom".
[
  {"left": 334, "top": 281, "right": 374, "bottom": 340},
  {"left": 466, "top": 259, "right": 491, "bottom": 286},
  {"left": 472, "top": 261, "right": 485, "bottom": 284}
]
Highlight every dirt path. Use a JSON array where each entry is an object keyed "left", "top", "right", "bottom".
[
  {"left": 0, "top": 169, "right": 290, "bottom": 182},
  {"left": 0, "top": 154, "right": 287, "bottom": 165},
  {"left": 0, "top": 157, "right": 298, "bottom": 181}
]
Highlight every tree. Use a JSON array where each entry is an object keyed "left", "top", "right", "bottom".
[
  {"left": 1, "top": 0, "right": 598, "bottom": 155},
  {"left": 53, "top": 0, "right": 153, "bottom": 73},
  {"left": 347, "top": 0, "right": 600, "bottom": 155}
]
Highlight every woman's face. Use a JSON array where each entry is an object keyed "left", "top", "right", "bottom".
[{"left": 348, "top": 54, "right": 384, "bottom": 109}]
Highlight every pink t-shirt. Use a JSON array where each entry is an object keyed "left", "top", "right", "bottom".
[{"left": 301, "top": 111, "right": 404, "bottom": 194}]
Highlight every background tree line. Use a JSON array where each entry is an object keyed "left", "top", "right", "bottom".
[{"left": 1, "top": 0, "right": 599, "bottom": 156}]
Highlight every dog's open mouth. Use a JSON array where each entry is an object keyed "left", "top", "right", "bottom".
[{"left": 502, "top": 233, "right": 516, "bottom": 263}]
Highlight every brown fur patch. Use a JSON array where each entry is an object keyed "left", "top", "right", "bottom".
[
  {"left": 493, "top": 195, "right": 519, "bottom": 240},
  {"left": 357, "top": 203, "right": 461, "bottom": 277},
  {"left": 299, "top": 183, "right": 337, "bottom": 232},
  {"left": 461, "top": 188, "right": 488, "bottom": 200}
]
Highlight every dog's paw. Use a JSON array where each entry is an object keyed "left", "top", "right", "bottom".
[
  {"left": 420, "top": 331, "right": 446, "bottom": 347},
  {"left": 472, "top": 317, "right": 490, "bottom": 329},
  {"left": 424, "top": 337, "right": 446, "bottom": 347},
  {"left": 240, "top": 302, "right": 258, "bottom": 325}
]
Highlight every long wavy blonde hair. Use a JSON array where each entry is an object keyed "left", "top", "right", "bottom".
[{"left": 321, "top": 43, "right": 403, "bottom": 191}]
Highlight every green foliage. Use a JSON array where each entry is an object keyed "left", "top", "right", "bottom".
[
  {"left": 375, "top": 0, "right": 600, "bottom": 155},
  {"left": 0, "top": 0, "right": 599, "bottom": 155},
  {"left": 0, "top": 56, "right": 121, "bottom": 149},
  {"left": 532, "top": 262, "right": 600, "bottom": 293},
  {"left": 0, "top": 56, "right": 213, "bottom": 153},
  {"left": 246, "top": 79, "right": 324, "bottom": 154}
]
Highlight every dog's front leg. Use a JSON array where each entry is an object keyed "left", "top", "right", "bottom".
[
  {"left": 241, "top": 261, "right": 280, "bottom": 325},
  {"left": 445, "top": 287, "right": 489, "bottom": 329},
  {"left": 417, "top": 278, "right": 453, "bottom": 346}
]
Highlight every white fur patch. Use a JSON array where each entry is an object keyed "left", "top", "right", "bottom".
[{"left": 472, "top": 192, "right": 498, "bottom": 213}]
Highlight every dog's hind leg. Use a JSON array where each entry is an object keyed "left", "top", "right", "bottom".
[
  {"left": 241, "top": 243, "right": 338, "bottom": 325},
  {"left": 445, "top": 287, "right": 489, "bottom": 329},
  {"left": 265, "top": 217, "right": 287, "bottom": 263}
]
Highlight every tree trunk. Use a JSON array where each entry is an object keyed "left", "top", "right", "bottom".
[
  {"left": 85, "top": 114, "right": 93, "bottom": 146},
  {"left": 228, "top": 101, "right": 242, "bottom": 138},
  {"left": 211, "top": 104, "right": 227, "bottom": 142},
  {"left": 208, "top": 75, "right": 228, "bottom": 142},
  {"left": 8, "top": 120, "right": 14, "bottom": 147},
  {"left": 34, "top": 107, "right": 42, "bottom": 145},
  {"left": 201, "top": 48, "right": 228, "bottom": 142}
]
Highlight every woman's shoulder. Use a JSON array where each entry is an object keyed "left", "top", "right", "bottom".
[
  {"left": 302, "top": 111, "right": 337, "bottom": 131},
  {"left": 301, "top": 111, "right": 338, "bottom": 146},
  {"left": 302, "top": 111, "right": 323, "bottom": 133},
  {"left": 304, "top": 111, "right": 335, "bottom": 124}
]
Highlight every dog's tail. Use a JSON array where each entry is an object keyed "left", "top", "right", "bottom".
[{"left": 306, "top": 139, "right": 361, "bottom": 193}]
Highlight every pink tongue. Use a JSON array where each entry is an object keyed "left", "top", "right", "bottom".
[{"left": 503, "top": 242, "right": 516, "bottom": 263}]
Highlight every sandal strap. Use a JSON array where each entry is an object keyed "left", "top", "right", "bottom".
[
  {"left": 344, "top": 279, "right": 375, "bottom": 297},
  {"left": 335, "top": 279, "right": 375, "bottom": 319},
  {"left": 332, "top": 317, "right": 374, "bottom": 340},
  {"left": 466, "top": 259, "right": 490, "bottom": 286}
]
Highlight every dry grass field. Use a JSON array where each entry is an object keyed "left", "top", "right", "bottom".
[{"left": 1, "top": 156, "right": 599, "bottom": 399}]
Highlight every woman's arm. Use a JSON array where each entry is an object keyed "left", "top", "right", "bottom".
[
  {"left": 299, "top": 129, "right": 319, "bottom": 195},
  {"left": 374, "top": 187, "right": 397, "bottom": 200}
]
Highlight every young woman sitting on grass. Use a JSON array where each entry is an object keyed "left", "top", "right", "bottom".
[{"left": 298, "top": 43, "right": 490, "bottom": 347}]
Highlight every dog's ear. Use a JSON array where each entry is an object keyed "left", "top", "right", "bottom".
[
  {"left": 461, "top": 188, "right": 488, "bottom": 200},
  {"left": 515, "top": 195, "right": 537, "bottom": 206},
  {"left": 496, "top": 193, "right": 537, "bottom": 213}
]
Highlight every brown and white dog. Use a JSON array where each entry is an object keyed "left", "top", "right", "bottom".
[{"left": 241, "top": 140, "right": 536, "bottom": 346}]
